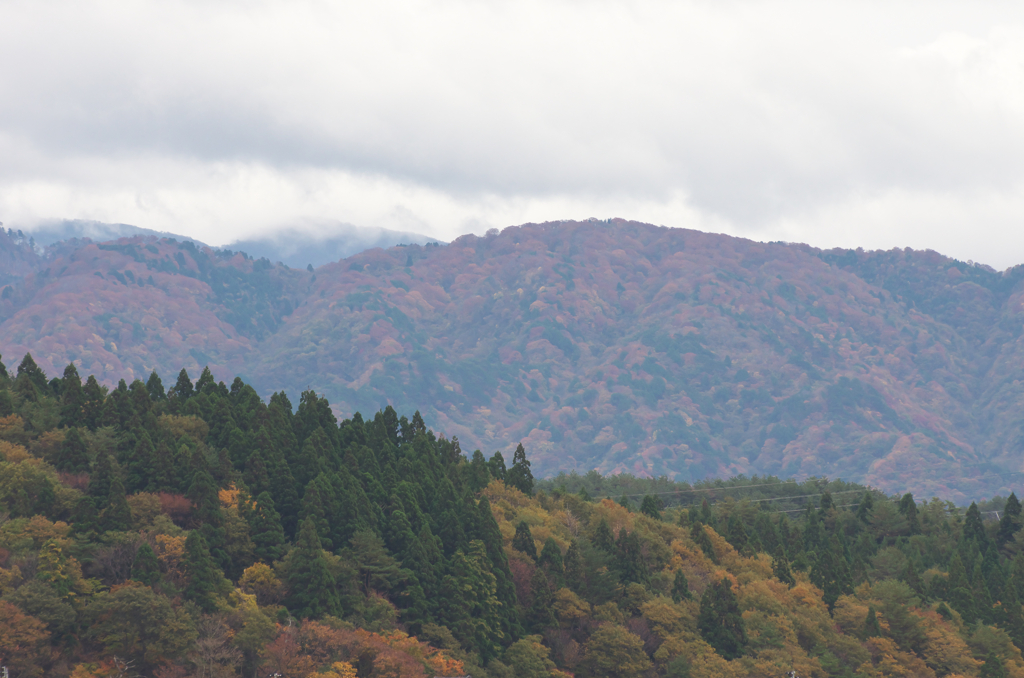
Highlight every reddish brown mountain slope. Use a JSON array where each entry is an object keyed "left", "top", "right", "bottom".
[{"left": 2, "top": 220, "right": 1023, "bottom": 499}]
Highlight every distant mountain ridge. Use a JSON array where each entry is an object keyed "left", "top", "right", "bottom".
[
  {"left": 16, "top": 218, "right": 440, "bottom": 269},
  {"left": 1, "top": 219, "right": 1023, "bottom": 500},
  {"left": 226, "top": 221, "right": 441, "bottom": 269}
]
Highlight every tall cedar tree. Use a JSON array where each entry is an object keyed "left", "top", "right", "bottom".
[
  {"left": 250, "top": 491, "right": 287, "bottom": 563},
  {"left": 565, "top": 541, "right": 585, "bottom": 594},
  {"left": 286, "top": 517, "right": 342, "bottom": 619},
  {"left": 146, "top": 370, "right": 165, "bottom": 400},
  {"left": 131, "top": 543, "right": 160, "bottom": 585},
  {"left": 170, "top": 368, "right": 194, "bottom": 401},
  {"left": 57, "top": 427, "right": 89, "bottom": 474},
  {"left": 999, "top": 493, "right": 1023, "bottom": 548},
  {"left": 616, "top": 529, "right": 649, "bottom": 586},
  {"left": 467, "top": 450, "right": 491, "bottom": 492},
  {"left": 487, "top": 452, "right": 506, "bottom": 482},
  {"left": 965, "top": 502, "right": 989, "bottom": 548},
  {"left": 863, "top": 605, "right": 883, "bottom": 638},
  {"left": 82, "top": 375, "right": 105, "bottom": 430},
  {"left": 512, "top": 521, "right": 538, "bottom": 560},
  {"left": 17, "top": 353, "right": 49, "bottom": 394},
  {"left": 640, "top": 495, "right": 663, "bottom": 519},
  {"left": 88, "top": 452, "right": 115, "bottom": 504},
  {"left": 811, "top": 534, "right": 853, "bottom": 612},
  {"left": 506, "top": 443, "right": 534, "bottom": 495},
  {"left": 691, "top": 522, "right": 718, "bottom": 563},
  {"left": 697, "top": 578, "right": 746, "bottom": 660},
  {"left": 101, "top": 476, "right": 133, "bottom": 532},
  {"left": 773, "top": 546, "right": 796, "bottom": 587},
  {"left": 671, "top": 568, "right": 692, "bottom": 602},
  {"left": 899, "top": 493, "right": 921, "bottom": 535},
  {"left": 183, "top": 531, "right": 230, "bottom": 612},
  {"left": 594, "top": 519, "right": 615, "bottom": 553},
  {"left": 475, "top": 496, "right": 523, "bottom": 640},
  {"left": 538, "top": 537, "right": 564, "bottom": 582},
  {"left": 59, "top": 363, "right": 84, "bottom": 427}
]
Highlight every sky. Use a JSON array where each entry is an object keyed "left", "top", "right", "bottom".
[{"left": 2, "top": 1, "right": 1024, "bottom": 267}]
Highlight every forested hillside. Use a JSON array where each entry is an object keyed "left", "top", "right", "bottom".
[
  {"left": 2, "top": 220, "right": 1024, "bottom": 498},
  {"left": 5, "top": 357, "right": 1024, "bottom": 677}
]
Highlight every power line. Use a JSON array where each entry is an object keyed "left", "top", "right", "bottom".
[
  {"left": 746, "top": 490, "right": 862, "bottom": 504},
  {"left": 771, "top": 502, "right": 860, "bottom": 514},
  {"left": 593, "top": 479, "right": 807, "bottom": 500},
  {"left": 587, "top": 470, "right": 1024, "bottom": 506}
]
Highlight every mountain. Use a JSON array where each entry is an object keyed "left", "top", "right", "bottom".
[
  {"left": 20, "top": 218, "right": 440, "bottom": 269},
  {"left": 226, "top": 221, "right": 442, "bottom": 269},
  {"left": 1, "top": 218, "right": 1023, "bottom": 500},
  {"left": 23, "top": 218, "right": 208, "bottom": 247}
]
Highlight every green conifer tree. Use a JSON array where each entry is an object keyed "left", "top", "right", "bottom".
[
  {"left": 506, "top": 443, "right": 534, "bottom": 496},
  {"left": 773, "top": 546, "right": 796, "bottom": 587},
  {"left": 249, "top": 491, "right": 287, "bottom": 563},
  {"left": 292, "top": 426, "right": 331, "bottom": 489},
  {"left": 810, "top": 534, "right": 853, "bottom": 612},
  {"left": 131, "top": 542, "right": 160, "bottom": 585},
  {"left": 513, "top": 521, "right": 538, "bottom": 560},
  {"left": 146, "top": 370, "right": 165, "bottom": 400},
  {"left": 862, "top": 605, "right": 883, "bottom": 638},
  {"left": 803, "top": 506, "right": 824, "bottom": 551},
  {"left": 467, "top": 450, "right": 492, "bottom": 492},
  {"left": 564, "top": 541, "right": 585, "bottom": 594},
  {"left": 1002, "top": 574, "right": 1024, "bottom": 650},
  {"left": 59, "top": 363, "right": 85, "bottom": 428},
  {"left": 640, "top": 495, "right": 663, "bottom": 519},
  {"left": 725, "top": 513, "right": 748, "bottom": 552},
  {"left": 898, "top": 493, "right": 921, "bottom": 535},
  {"left": 88, "top": 452, "right": 115, "bottom": 504},
  {"left": 965, "top": 502, "right": 989, "bottom": 549},
  {"left": 187, "top": 467, "right": 223, "bottom": 527},
  {"left": 183, "top": 531, "right": 231, "bottom": 612},
  {"left": 856, "top": 491, "right": 875, "bottom": 522},
  {"left": 56, "top": 426, "right": 90, "bottom": 474},
  {"left": 101, "top": 476, "right": 133, "bottom": 532},
  {"left": 981, "top": 652, "right": 1008, "bottom": 678},
  {"left": 902, "top": 558, "right": 922, "bottom": 595},
  {"left": 615, "top": 529, "right": 649, "bottom": 586},
  {"left": 700, "top": 498, "right": 715, "bottom": 527},
  {"left": 697, "top": 577, "right": 746, "bottom": 660},
  {"left": 538, "top": 537, "right": 564, "bottom": 576},
  {"left": 298, "top": 475, "right": 335, "bottom": 550},
  {"left": 17, "top": 352, "right": 49, "bottom": 393},
  {"left": 194, "top": 366, "right": 216, "bottom": 395},
  {"left": 691, "top": 522, "right": 718, "bottom": 563},
  {"left": 487, "top": 451, "right": 507, "bottom": 482},
  {"left": 124, "top": 431, "right": 156, "bottom": 493},
  {"left": 82, "top": 375, "right": 106, "bottom": 430},
  {"left": 593, "top": 519, "right": 615, "bottom": 553},
  {"left": 999, "top": 493, "right": 1023, "bottom": 549},
  {"left": 671, "top": 568, "right": 692, "bottom": 602},
  {"left": 286, "top": 518, "right": 342, "bottom": 622},
  {"left": 526, "top": 566, "right": 555, "bottom": 634},
  {"left": 169, "top": 368, "right": 194, "bottom": 401},
  {"left": 474, "top": 496, "right": 522, "bottom": 640}
]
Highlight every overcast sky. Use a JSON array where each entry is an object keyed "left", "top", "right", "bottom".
[{"left": 2, "top": 1, "right": 1024, "bottom": 267}]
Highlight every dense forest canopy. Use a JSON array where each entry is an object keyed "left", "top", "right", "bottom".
[{"left": 2, "top": 355, "right": 1024, "bottom": 677}]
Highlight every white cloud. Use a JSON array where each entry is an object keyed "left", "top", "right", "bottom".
[{"left": 2, "top": 0, "right": 1024, "bottom": 266}]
